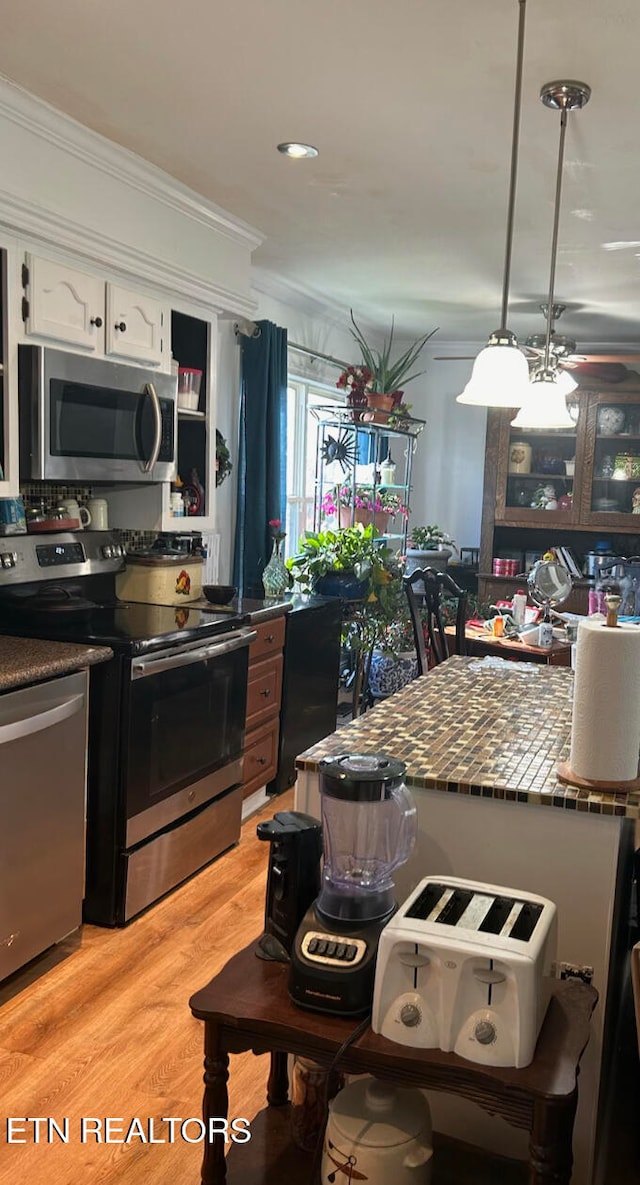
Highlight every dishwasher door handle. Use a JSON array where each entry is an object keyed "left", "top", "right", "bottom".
[{"left": 0, "top": 693, "right": 85, "bottom": 746}]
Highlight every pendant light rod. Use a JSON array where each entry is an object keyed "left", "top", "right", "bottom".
[
  {"left": 499, "top": 0, "right": 527, "bottom": 331},
  {"left": 539, "top": 80, "right": 591, "bottom": 372}
]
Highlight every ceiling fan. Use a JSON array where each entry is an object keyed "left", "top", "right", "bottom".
[{"left": 436, "top": 303, "right": 640, "bottom": 380}]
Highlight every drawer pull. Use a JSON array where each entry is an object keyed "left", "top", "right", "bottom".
[
  {"left": 265, "top": 633, "right": 275, "bottom": 643},
  {"left": 256, "top": 756, "right": 267, "bottom": 765},
  {"left": 260, "top": 688, "right": 272, "bottom": 698}
]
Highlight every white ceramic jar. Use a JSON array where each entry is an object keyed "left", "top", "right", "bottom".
[{"left": 322, "top": 1077, "right": 433, "bottom": 1185}]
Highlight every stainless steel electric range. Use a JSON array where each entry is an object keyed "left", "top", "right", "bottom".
[{"left": 0, "top": 532, "right": 254, "bottom": 925}]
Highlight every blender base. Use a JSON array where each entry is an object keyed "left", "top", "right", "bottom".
[{"left": 289, "top": 902, "right": 395, "bottom": 1017}]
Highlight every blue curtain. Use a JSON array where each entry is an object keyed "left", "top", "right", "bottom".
[{"left": 233, "top": 321, "right": 288, "bottom": 594}]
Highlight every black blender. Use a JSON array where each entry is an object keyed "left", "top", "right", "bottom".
[{"left": 289, "top": 754, "right": 416, "bottom": 1017}]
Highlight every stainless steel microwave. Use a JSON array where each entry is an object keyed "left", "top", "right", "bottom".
[{"left": 19, "top": 346, "right": 177, "bottom": 483}]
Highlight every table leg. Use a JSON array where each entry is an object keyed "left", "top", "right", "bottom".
[
  {"left": 200, "top": 1021, "right": 229, "bottom": 1185},
  {"left": 267, "top": 1051, "right": 289, "bottom": 1106},
  {"left": 528, "top": 1094, "right": 577, "bottom": 1185}
]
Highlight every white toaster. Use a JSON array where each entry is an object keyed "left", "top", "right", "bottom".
[{"left": 372, "top": 875, "right": 557, "bottom": 1068}]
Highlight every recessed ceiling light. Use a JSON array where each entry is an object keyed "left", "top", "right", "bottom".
[{"left": 277, "top": 142, "right": 318, "bottom": 159}]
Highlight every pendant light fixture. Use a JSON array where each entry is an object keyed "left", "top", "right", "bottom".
[
  {"left": 512, "top": 80, "right": 591, "bottom": 429},
  {"left": 457, "top": 0, "right": 531, "bottom": 408}
]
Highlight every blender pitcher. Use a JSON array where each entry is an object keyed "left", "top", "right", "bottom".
[{"left": 318, "top": 754, "right": 417, "bottom": 922}]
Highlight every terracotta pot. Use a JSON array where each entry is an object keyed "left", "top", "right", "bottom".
[
  {"left": 339, "top": 506, "right": 391, "bottom": 533},
  {"left": 365, "top": 392, "right": 395, "bottom": 412}
]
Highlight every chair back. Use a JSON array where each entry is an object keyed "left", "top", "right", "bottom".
[{"left": 403, "top": 567, "right": 467, "bottom": 673}]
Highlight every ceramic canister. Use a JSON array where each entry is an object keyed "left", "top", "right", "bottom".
[
  {"left": 322, "top": 1077, "right": 433, "bottom": 1185},
  {"left": 508, "top": 440, "right": 532, "bottom": 474}
]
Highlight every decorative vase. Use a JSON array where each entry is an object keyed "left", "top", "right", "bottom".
[{"left": 261, "top": 537, "right": 290, "bottom": 598}]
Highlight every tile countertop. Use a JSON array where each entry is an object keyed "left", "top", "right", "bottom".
[
  {"left": 0, "top": 636, "right": 113, "bottom": 693},
  {"left": 296, "top": 654, "right": 640, "bottom": 820}
]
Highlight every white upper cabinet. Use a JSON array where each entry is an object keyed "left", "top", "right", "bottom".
[
  {"left": 105, "top": 284, "right": 164, "bottom": 366},
  {"left": 23, "top": 256, "right": 167, "bottom": 368},
  {"left": 24, "top": 255, "right": 104, "bottom": 351}
]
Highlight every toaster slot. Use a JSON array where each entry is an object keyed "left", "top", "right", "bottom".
[
  {"left": 405, "top": 881, "right": 448, "bottom": 920},
  {"left": 477, "top": 895, "right": 516, "bottom": 934},
  {"left": 508, "top": 901, "right": 543, "bottom": 941},
  {"left": 434, "top": 888, "right": 474, "bottom": 927}
]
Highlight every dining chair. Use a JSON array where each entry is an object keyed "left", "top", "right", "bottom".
[{"left": 403, "top": 567, "right": 467, "bottom": 673}]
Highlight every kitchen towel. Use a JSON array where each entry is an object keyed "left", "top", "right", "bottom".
[{"left": 569, "top": 617, "right": 640, "bottom": 782}]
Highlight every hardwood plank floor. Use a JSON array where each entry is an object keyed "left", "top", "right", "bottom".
[{"left": 0, "top": 792, "right": 290, "bottom": 1184}]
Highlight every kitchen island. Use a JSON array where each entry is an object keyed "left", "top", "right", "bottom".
[{"left": 294, "top": 656, "right": 636, "bottom": 1185}]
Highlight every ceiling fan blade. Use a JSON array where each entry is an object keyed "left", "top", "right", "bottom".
[{"left": 571, "top": 353, "right": 640, "bottom": 363}]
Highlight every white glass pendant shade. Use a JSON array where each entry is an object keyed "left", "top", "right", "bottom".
[
  {"left": 456, "top": 339, "right": 531, "bottom": 407},
  {"left": 511, "top": 369, "right": 576, "bottom": 429}
]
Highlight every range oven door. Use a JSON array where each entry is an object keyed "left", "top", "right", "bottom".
[
  {"left": 123, "top": 628, "right": 255, "bottom": 847},
  {"left": 20, "top": 345, "right": 177, "bottom": 482}
]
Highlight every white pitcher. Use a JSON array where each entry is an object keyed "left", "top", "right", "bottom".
[{"left": 87, "top": 498, "right": 109, "bottom": 530}]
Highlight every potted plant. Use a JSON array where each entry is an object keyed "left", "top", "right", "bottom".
[
  {"left": 345, "top": 311, "right": 438, "bottom": 414},
  {"left": 321, "top": 484, "right": 409, "bottom": 533},
  {"left": 405, "top": 524, "right": 457, "bottom": 575},
  {"left": 286, "top": 523, "right": 392, "bottom": 600},
  {"left": 368, "top": 610, "right": 420, "bottom": 699}
]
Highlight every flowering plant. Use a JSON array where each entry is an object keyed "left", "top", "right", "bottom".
[
  {"left": 268, "top": 518, "right": 286, "bottom": 542},
  {"left": 321, "top": 484, "right": 409, "bottom": 519}
]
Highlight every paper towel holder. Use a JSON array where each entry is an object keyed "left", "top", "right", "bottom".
[{"left": 557, "top": 596, "right": 640, "bottom": 792}]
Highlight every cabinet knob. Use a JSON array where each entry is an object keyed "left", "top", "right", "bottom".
[
  {"left": 260, "top": 687, "right": 272, "bottom": 698},
  {"left": 266, "top": 633, "right": 275, "bottom": 643},
  {"left": 115, "top": 321, "right": 127, "bottom": 333},
  {"left": 256, "top": 756, "right": 267, "bottom": 766},
  {"left": 90, "top": 316, "right": 103, "bottom": 328}
]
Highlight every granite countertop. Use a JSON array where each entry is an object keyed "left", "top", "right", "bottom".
[
  {"left": 297, "top": 654, "right": 640, "bottom": 820},
  {"left": 0, "top": 636, "right": 113, "bottom": 693}
]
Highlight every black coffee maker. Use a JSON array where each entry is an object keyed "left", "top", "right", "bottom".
[{"left": 256, "top": 811, "right": 323, "bottom": 963}]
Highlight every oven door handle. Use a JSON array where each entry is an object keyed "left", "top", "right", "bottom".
[
  {"left": 0, "top": 693, "right": 84, "bottom": 746},
  {"left": 142, "top": 381, "right": 162, "bottom": 473},
  {"left": 131, "top": 629, "right": 257, "bottom": 680}
]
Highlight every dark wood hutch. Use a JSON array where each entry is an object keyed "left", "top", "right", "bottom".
[{"left": 479, "top": 370, "right": 640, "bottom": 613}]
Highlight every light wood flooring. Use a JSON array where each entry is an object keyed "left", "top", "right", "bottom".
[{"left": 0, "top": 791, "right": 291, "bottom": 1184}]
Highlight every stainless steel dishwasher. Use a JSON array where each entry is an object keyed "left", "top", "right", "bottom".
[{"left": 0, "top": 669, "right": 88, "bottom": 981}]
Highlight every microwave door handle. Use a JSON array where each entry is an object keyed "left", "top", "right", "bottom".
[{"left": 142, "top": 381, "right": 162, "bottom": 473}]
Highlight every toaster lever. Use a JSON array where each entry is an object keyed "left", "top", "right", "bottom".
[
  {"left": 473, "top": 968, "right": 506, "bottom": 985},
  {"left": 398, "top": 950, "right": 431, "bottom": 968}
]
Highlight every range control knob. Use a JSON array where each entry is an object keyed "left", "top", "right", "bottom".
[
  {"left": 399, "top": 1002, "right": 422, "bottom": 1028},
  {"left": 101, "top": 545, "right": 114, "bottom": 559},
  {"left": 474, "top": 1019, "right": 497, "bottom": 1046}
]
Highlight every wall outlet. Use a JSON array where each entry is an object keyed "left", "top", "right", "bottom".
[{"left": 557, "top": 961, "right": 594, "bottom": 985}]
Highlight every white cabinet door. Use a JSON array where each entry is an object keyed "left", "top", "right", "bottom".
[
  {"left": 25, "top": 255, "right": 104, "bottom": 351},
  {"left": 105, "top": 283, "right": 164, "bottom": 366}
]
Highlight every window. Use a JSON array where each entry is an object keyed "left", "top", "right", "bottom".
[{"left": 285, "top": 380, "right": 343, "bottom": 558}]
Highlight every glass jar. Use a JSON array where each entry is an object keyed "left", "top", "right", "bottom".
[{"left": 290, "top": 1056, "right": 344, "bottom": 1152}]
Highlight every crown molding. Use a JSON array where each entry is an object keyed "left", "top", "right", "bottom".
[
  {"left": 0, "top": 187, "right": 258, "bottom": 318},
  {"left": 0, "top": 74, "right": 264, "bottom": 253},
  {"left": 251, "top": 267, "right": 352, "bottom": 331}
]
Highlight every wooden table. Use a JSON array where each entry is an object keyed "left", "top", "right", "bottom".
[
  {"left": 189, "top": 940, "right": 597, "bottom": 1185},
  {"left": 447, "top": 624, "right": 572, "bottom": 665}
]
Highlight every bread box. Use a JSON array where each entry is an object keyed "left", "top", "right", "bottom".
[{"left": 116, "top": 551, "right": 203, "bottom": 604}]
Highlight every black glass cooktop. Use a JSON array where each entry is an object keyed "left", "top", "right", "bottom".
[{"left": 0, "top": 600, "right": 246, "bottom": 655}]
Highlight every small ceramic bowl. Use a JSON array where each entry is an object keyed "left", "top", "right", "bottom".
[{"left": 202, "top": 584, "right": 237, "bottom": 605}]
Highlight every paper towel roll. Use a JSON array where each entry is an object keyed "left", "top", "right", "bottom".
[{"left": 569, "top": 618, "right": 640, "bottom": 783}]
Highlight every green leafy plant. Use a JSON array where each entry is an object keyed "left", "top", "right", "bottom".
[
  {"left": 407, "top": 524, "right": 457, "bottom": 552},
  {"left": 349, "top": 311, "right": 438, "bottom": 396}
]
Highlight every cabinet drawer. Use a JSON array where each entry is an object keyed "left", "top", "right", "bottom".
[
  {"left": 242, "top": 718, "right": 279, "bottom": 799},
  {"left": 246, "top": 654, "right": 283, "bottom": 728},
  {"left": 249, "top": 615, "right": 286, "bottom": 663}
]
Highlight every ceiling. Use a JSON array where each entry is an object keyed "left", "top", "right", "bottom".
[{"left": 1, "top": 0, "right": 640, "bottom": 350}]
